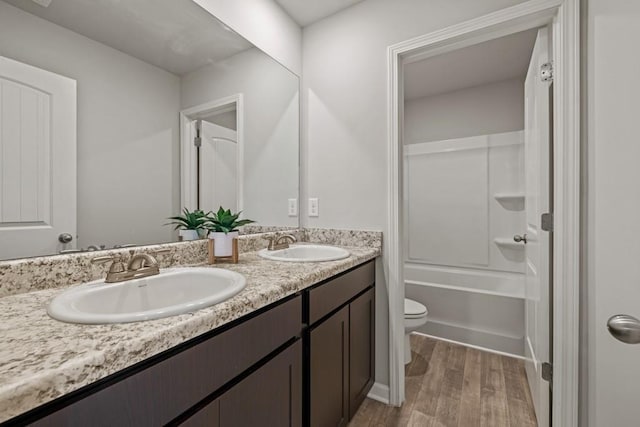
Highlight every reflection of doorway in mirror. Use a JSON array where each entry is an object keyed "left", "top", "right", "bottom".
[
  {"left": 180, "top": 94, "right": 243, "bottom": 216},
  {"left": 199, "top": 118, "right": 238, "bottom": 212}
]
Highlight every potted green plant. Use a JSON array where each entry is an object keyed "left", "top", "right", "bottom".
[
  {"left": 206, "top": 207, "right": 255, "bottom": 256},
  {"left": 166, "top": 208, "right": 208, "bottom": 241}
]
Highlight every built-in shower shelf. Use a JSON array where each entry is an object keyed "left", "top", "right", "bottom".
[
  {"left": 494, "top": 193, "right": 525, "bottom": 211},
  {"left": 494, "top": 238, "right": 525, "bottom": 249},
  {"left": 494, "top": 193, "right": 525, "bottom": 202}
]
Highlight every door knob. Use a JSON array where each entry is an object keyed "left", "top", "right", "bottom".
[
  {"left": 607, "top": 314, "right": 640, "bottom": 344},
  {"left": 513, "top": 234, "right": 528, "bottom": 244},
  {"left": 58, "top": 233, "right": 73, "bottom": 244}
]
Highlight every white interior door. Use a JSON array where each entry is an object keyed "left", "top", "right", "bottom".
[
  {"left": 523, "top": 27, "right": 551, "bottom": 427},
  {"left": 199, "top": 121, "right": 238, "bottom": 212},
  {"left": 0, "top": 56, "right": 76, "bottom": 259},
  {"left": 590, "top": 5, "right": 640, "bottom": 425}
]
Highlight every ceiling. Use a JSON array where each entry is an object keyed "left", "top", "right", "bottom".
[
  {"left": 403, "top": 29, "right": 538, "bottom": 101},
  {"left": 2, "top": 0, "right": 253, "bottom": 75},
  {"left": 275, "top": 0, "right": 365, "bottom": 26}
]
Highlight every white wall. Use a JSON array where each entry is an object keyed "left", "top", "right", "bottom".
[
  {"left": 194, "top": 0, "right": 302, "bottom": 76},
  {"left": 404, "top": 78, "right": 524, "bottom": 143},
  {"left": 181, "top": 48, "right": 299, "bottom": 227},
  {"left": 0, "top": 2, "right": 181, "bottom": 249},
  {"left": 302, "top": 0, "right": 528, "bottom": 392}
]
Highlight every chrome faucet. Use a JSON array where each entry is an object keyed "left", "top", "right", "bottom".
[
  {"left": 266, "top": 234, "right": 297, "bottom": 251},
  {"left": 91, "top": 249, "right": 170, "bottom": 283}
]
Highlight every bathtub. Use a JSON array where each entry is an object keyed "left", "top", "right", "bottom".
[{"left": 404, "top": 262, "right": 525, "bottom": 356}]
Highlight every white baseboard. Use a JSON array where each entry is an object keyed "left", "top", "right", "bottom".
[{"left": 367, "top": 382, "right": 390, "bottom": 405}]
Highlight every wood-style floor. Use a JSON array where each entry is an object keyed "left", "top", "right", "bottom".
[{"left": 349, "top": 335, "right": 537, "bottom": 427}]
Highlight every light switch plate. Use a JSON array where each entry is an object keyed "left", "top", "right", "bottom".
[
  {"left": 288, "top": 199, "right": 298, "bottom": 217},
  {"left": 308, "top": 198, "right": 319, "bottom": 217}
]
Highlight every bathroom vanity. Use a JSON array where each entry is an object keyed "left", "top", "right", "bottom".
[{"left": 0, "top": 234, "right": 379, "bottom": 427}]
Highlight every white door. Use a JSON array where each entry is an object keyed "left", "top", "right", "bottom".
[
  {"left": 0, "top": 56, "right": 76, "bottom": 259},
  {"left": 199, "top": 120, "right": 238, "bottom": 212},
  {"left": 589, "top": 3, "right": 640, "bottom": 425},
  {"left": 523, "top": 27, "right": 551, "bottom": 427}
]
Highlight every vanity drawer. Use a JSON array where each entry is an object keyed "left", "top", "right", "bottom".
[
  {"left": 307, "top": 261, "right": 375, "bottom": 325},
  {"left": 31, "top": 295, "right": 302, "bottom": 427}
]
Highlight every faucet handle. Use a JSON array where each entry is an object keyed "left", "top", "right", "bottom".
[
  {"left": 91, "top": 255, "right": 126, "bottom": 274},
  {"left": 264, "top": 235, "right": 277, "bottom": 250},
  {"left": 91, "top": 255, "right": 114, "bottom": 265}
]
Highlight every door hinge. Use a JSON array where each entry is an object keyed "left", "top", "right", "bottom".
[
  {"left": 194, "top": 119, "right": 202, "bottom": 147},
  {"left": 542, "top": 362, "right": 553, "bottom": 382},
  {"left": 541, "top": 62, "right": 553, "bottom": 82},
  {"left": 541, "top": 212, "right": 553, "bottom": 232}
]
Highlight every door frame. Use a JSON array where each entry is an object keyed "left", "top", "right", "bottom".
[
  {"left": 180, "top": 94, "right": 244, "bottom": 212},
  {"left": 386, "top": 0, "right": 580, "bottom": 425}
]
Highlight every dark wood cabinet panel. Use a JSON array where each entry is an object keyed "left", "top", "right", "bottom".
[
  {"left": 180, "top": 400, "right": 220, "bottom": 427},
  {"left": 349, "top": 287, "right": 375, "bottom": 419},
  {"left": 306, "top": 261, "right": 376, "bottom": 427},
  {"left": 309, "top": 306, "right": 350, "bottom": 427},
  {"left": 182, "top": 340, "right": 302, "bottom": 427},
  {"left": 308, "top": 261, "right": 374, "bottom": 324},
  {"left": 30, "top": 296, "right": 301, "bottom": 427},
  {"left": 219, "top": 340, "right": 302, "bottom": 427}
]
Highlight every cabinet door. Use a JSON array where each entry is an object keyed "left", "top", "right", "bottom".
[
  {"left": 349, "top": 288, "right": 375, "bottom": 419},
  {"left": 180, "top": 400, "right": 220, "bottom": 427},
  {"left": 181, "top": 341, "right": 301, "bottom": 427},
  {"left": 310, "top": 306, "right": 349, "bottom": 427},
  {"left": 220, "top": 340, "right": 302, "bottom": 427}
]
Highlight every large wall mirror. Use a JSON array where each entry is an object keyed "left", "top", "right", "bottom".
[{"left": 0, "top": 0, "right": 299, "bottom": 260}]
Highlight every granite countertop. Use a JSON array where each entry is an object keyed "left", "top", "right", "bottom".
[{"left": 0, "top": 245, "right": 380, "bottom": 423}]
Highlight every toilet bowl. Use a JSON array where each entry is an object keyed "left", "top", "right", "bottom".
[{"left": 404, "top": 298, "right": 428, "bottom": 364}]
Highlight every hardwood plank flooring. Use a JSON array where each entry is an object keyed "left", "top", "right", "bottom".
[{"left": 349, "top": 335, "right": 537, "bottom": 427}]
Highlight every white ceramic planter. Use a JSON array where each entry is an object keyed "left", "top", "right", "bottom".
[
  {"left": 208, "top": 231, "right": 239, "bottom": 256},
  {"left": 179, "top": 229, "right": 200, "bottom": 241}
]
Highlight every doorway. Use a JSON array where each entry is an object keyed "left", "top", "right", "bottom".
[
  {"left": 180, "top": 95, "right": 244, "bottom": 214},
  {"left": 386, "top": 1, "right": 580, "bottom": 426}
]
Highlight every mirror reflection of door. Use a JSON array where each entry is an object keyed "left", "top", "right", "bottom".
[
  {"left": 0, "top": 56, "right": 77, "bottom": 259},
  {"left": 198, "top": 109, "right": 239, "bottom": 212}
]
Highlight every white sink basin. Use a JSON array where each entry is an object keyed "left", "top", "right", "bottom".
[
  {"left": 47, "top": 267, "right": 246, "bottom": 324},
  {"left": 258, "top": 244, "right": 350, "bottom": 262}
]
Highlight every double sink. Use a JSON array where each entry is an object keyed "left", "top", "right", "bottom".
[{"left": 47, "top": 244, "right": 350, "bottom": 325}]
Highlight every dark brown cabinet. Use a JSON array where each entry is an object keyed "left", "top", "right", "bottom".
[
  {"left": 349, "top": 287, "right": 375, "bottom": 417},
  {"left": 306, "top": 261, "right": 376, "bottom": 427},
  {"left": 309, "top": 306, "right": 350, "bottom": 427},
  {"left": 182, "top": 340, "right": 302, "bottom": 427}
]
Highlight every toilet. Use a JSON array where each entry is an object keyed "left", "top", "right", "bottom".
[{"left": 404, "top": 298, "right": 428, "bottom": 364}]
